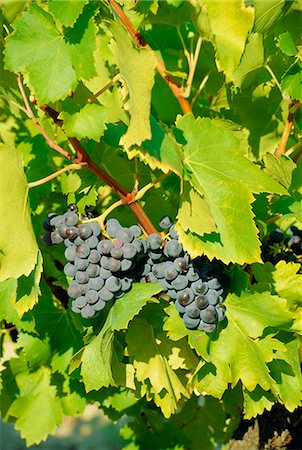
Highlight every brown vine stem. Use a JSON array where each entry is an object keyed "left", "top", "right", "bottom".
[
  {"left": 28, "top": 164, "right": 83, "bottom": 188},
  {"left": 108, "top": 0, "right": 193, "bottom": 115},
  {"left": 275, "top": 100, "right": 300, "bottom": 157}
]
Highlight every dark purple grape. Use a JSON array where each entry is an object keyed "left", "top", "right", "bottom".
[
  {"left": 65, "top": 227, "right": 78, "bottom": 240},
  {"left": 92, "top": 299, "right": 106, "bottom": 311},
  {"left": 86, "top": 264, "right": 100, "bottom": 278},
  {"left": 78, "top": 224, "right": 93, "bottom": 239},
  {"left": 122, "top": 243, "right": 136, "bottom": 259},
  {"left": 81, "top": 304, "right": 95, "bottom": 319},
  {"left": 173, "top": 257, "right": 188, "bottom": 272},
  {"left": 99, "top": 287, "right": 114, "bottom": 301},
  {"left": 110, "top": 247, "right": 123, "bottom": 259},
  {"left": 64, "top": 263, "right": 76, "bottom": 277},
  {"left": 183, "top": 314, "right": 199, "bottom": 329},
  {"left": 121, "top": 259, "right": 132, "bottom": 271},
  {"left": 130, "top": 225, "right": 142, "bottom": 238},
  {"left": 90, "top": 221, "right": 101, "bottom": 237},
  {"left": 88, "top": 249, "right": 101, "bottom": 264},
  {"left": 116, "top": 228, "right": 134, "bottom": 243},
  {"left": 177, "top": 289, "right": 194, "bottom": 306},
  {"left": 51, "top": 230, "right": 64, "bottom": 244},
  {"left": 85, "top": 290, "right": 99, "bottom": 304},
  {"left": 185, "top": 302, "right": 200, "bottom": 319},
  {"left": 88, "top": 276, "right": 105, "bottom": 291},
  {"left": 191, "top": 280, "right": 208, "bottom": 295},
  {"left": 108, "top": 258, "right": 121, "bottom": 272},
  {"left": 75, "top": 271, "right": 89, "bottom": 284},
  {"left": 65, "top": 245, "right": 76, "bottom": 262},
  {"left": 68, "top": 282, "right": 81, "bottom": 299},
  {"left": 74, "top": 256, "right": 89, "bottom": 271},
  {"left": 97, "top": 240, "right": 113, "bottom": 255},
  {"left": 195, "top": 295, "right": 209, "bottom": 310},
  {"left": 105, "top": 276, "right": 121, "bottom": 293},
  {"left": 74, "top": 296, "right": 87, "bottom": 308},
  {"left": 147, "top": 234, "right": 162, "bottom": 250},
  {"left": 171, "top": 275, "right": 188, "bottom": 291},
  {"left": 159, "top": 216, "right": 172, "bottom": 230},
  {"left": 174, "top": 299, "right": 185, "bottom": 313},
  {"left": 164, "top": 239, "right": 182, "bottom": 258},
  {"left": 206, "top": 289, "right": 220, "bottom": 305},
  {"left": 200, "top": 306, "right": 217, "bottom": 324}
]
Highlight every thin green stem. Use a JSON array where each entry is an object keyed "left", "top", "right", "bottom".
[
  {"left": 182, "top": 36, "right": 202, "bottom": 98},
  {"left": 190, "top": 71, "right": 211, "bottom": 109},
  {"left": 83, "top": 198, "right": 124, "bottom": 229},
  {"left": 86, "top": 74, "right": 121, "bottom": 103},
  {"left": 135, "top": 172, "right": 171, "bottom": 201},
  {"left": 264, "top": 64, "right": 284, "bottom": 96},
  {"left": 28, "top": 164, "right": 83, "bottom": 188}
]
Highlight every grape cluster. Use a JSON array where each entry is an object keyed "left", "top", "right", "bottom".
[
  {"left": 261, "top": 226, "right": 302, "bottom": 266},
  {"left": 43, "top": 206, "right": 146, "bottom": 319},
  {"left": 43, "top": 208, "right": 228, "bottom": 332},
  {"left": 139, "top": 220, "right": 227, "bottom": 332}
]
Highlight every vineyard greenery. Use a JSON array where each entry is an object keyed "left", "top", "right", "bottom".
[{"left": 0, "top": 0, "right": 302, "bottom": 448}]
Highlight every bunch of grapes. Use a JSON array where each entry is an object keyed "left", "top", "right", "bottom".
[
  {"left": 139, "top": 218, "right": 227, "bottom": 332},
  {"left": 43, "top": 207, "right": 229, "bottom": 332},
  {"left": 261, "top": 226, "right": 302, "bottom": 266}
]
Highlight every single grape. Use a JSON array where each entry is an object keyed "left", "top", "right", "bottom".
[
  {"left": 183, "top": 314, "right": 199, "bottom": 329},
  {"left": 142, "top": 263, "right": 151, "bottom": 276},
  {"left": 88, "top": 276, "right": 105, "bottom": 291},
  {"left": 173, "top": 257, "right": 188, "bottom": 273},
  {"left": 99, "top": 287, "right": 114, "bottom": 301},
  {"left": 207, "top": 278, "right": 221, "bottom": 290},
  {"left": 159, "top": 216, "right": 172, "bottom": 230},
  {"left": 164, "top": 263, "right": 178, "bottom": 281},
  {"left": 187, "top": 267, "right": 199, "bottom": 282},
  {"left": 90, "top": 221, "right": 101, "bottom": 237},
  {"left": 50, "top": 215, "right": 64, "bottom": 228},
  {"left": 68, "top": 204, "right": 78, "bottom": 212},
  {"left": 171, "top": 275, "right": 189, "bottom": 291},
  {"left": 64, "top": 245, "right": 76, "bottom": 262},
  {"left": 85, "top": 290, "right": 99, "bottom": 304},
  {"left": 191, "top": 280, "right": 208, "bottom": 295},
  {"left": 110, "top": 247, "right": 123, "bottom": 259},
  {"left": 64, "top": 263, "right": 76, "bottom": 277},
  {"left": 100, "top": 267, "right": 112, "bottom": 279},
  {"left": 88, "top": 249, "right": 101, "bottom": 264},
  {"left": 159, "top": 279, "right": 169, "bottom": 291},
  {"left": 76, "top": 244, "right": 90, "bottom": 259},
  {"left": 169, "top": 225, "right": 178, "bottom": 239},
  {"left": 113, "top": 239, "right": 123, "bottom": 249},
  {"left": 147, "top": 234, "right": 162, "bottom": 250},
  {"left": 177, "top": 288, "right": 194, "bottom": 306},
  {"left": 174, "top": 299, "right": 185, "bottom": 313},
  {"left": 167, "top": 289, "right": 177, "bottom": 299},
  {"left": 92, "top": 299, "right": 106, "bottom": 311},
  {"left": 195, "top": 295, "right": 209, "bottom": 310},
  {"left": 121, "top": 277, "right": 132, "bottom": 292},
  {"left": 132, "top": 238, "right": 144, "bottom": 253},
  {"left": 51, "top": 230, "right": 64, "bottom": 244},
  {"left": 200, "top": 305, "right": 217, "bottom": 324},
  {"left": 66, "top": 227, "right": 78, "bottom": 240},
  {"left": 105, "top": 276, "right": 121, "bottom": 293},
  {"left": 74, "top": 256, "right": 89, "bottom": 271},
  {"left": 86, "top": 264, "right": 100, "bottom": 278},
  {"left": 268, "top": 229, "right": 284, "bottom": 244},
  {"left": 42, "top": 216, "right": 54, "bottom": 231},
  {"left": 68, "top": 282, "right": 81, "bottom": 299},
  {"left": 58, "top": 224, "right": 68, "bottom": 239},
  {"left": 81, "top": 304, "right": 96, "bottom": 319},
  {"left": 216, "top": 306, "right": 226, "bottom": 322},
  {"left": 185, "top": 302, "right": 200, "bottom": 319},
  {"left": 75, "top": 271, "right": 89, "bottom": 284},
  {"left": 43, "top": 232, "right": 52, "bottom": 246},
  {"left": 116, "top": 227, "right": 134, "bottom": 243},
  {"left": 152, "top": 263, "right": 165, "bottom": 279},
  {"left": 206, "top": 289, "right": 220, "bottom": 305},
  {"left": 97, "top": 240, "right": 113, "bottom": 255},
  {"left": 78, "top": 224, "right": 93, "bottom": 239},
  {"left": 79, "top": 283, "right": 89, "bottom": 295},
  {"left": 164, "top": 239, "right": 182, "bottom": 258},
  {"left": 64, "top": 211, "right": 78, "bottom": 226},
  {"left": 122, "top": 243, "right": 137, "bottom": 260},
  {"left": 108, "top": 258, "right": 121, "bottom": 272},
  {"left": 85, "top": 235, "right": 99, "bottom": 249},
  {"left": 74, "top": 296, "right": 87, "bottom": 308},
  {"left": 74, "top": 236, "right": 84, "bottom": 246},
  {"left": 71, "top": 302, "right": 81, "bottom": 314},
  {"left": 106, "top": 220, "right": 122, "bottom": 238},
  {"left": 100, "top": 256, "right": 110, "bottom": 269},
  {"left": 130, "top": 225, "right": 142, "bottom": 238},
  {"left": 121, "top": 259, "right": 132, "bottom": 271}
]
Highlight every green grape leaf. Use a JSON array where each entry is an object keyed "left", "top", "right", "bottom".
[
  {"left": 127, "top": 318, "right": 189, "bottom": 418},
  {"left": 177, "top": 181, "right": 217, "bottom": 236},
  {"left": 60, "top": 172, "right": 82, "bottom": 195},
  {"left": 110, "top": 22, "right": 157, "bottom": 148},
  {"left": 201, "top": 0, "right": 254, "bottom": 82},
  {"left": 48, "top": 0, "right": 88, "bottom": 27},
  {"left": 176, "top": 115, "right": 287, "bottom": 264},
  {"left": 268, "top": 336, "right": 302, "bottom": 412},
  {"left": 0, "top": 279, "right": 34, "bottom": 332},
  {"left": 0, "top": 144, "right": 38, "bottom": 281},
  {"left": 281, "top": 62, "right": 302, "bottom": 101},
  {"left": 14, "top": 251, "right": 43, "bottom": 317},
  {"left": 233, "top": 33, "right": 264, "bottom": 88},
  {"left": 194, "top": 291, "right": 294, "bottom": 397},
  {"left": 277, "top": 31, "right": 298, "bottom": 56},
  {"left": 65, "top": 5, "right": 98, "bottom": 81},
  {"left": 59, "top": 104, "right": 107, "bottom": 142},
  {"left": 111, "top": 283, "right": 161, "bottom": 331},
  {"left": 8, "top": 367, "right": 63, "bottom": 446},
  {"left": 18, "top": 332, "right": 51, "bottom": 370},
  {"left": 263, "top": 153, "right": 296, "bottom": 189},
  {"left": 271, "top": 262, "right": 302, "bottom": 309},
  {"left": 4, "top": 4, "right": 77, "bottom": 103},
  {"left": 253, "top": 0, "right": 287, "bottom": 34},
  {"left": 126, "top": 116, "right": 182, "bottom": 175},
  {"left": 243, "top": 386, "right": 274, "bottom": 419}
]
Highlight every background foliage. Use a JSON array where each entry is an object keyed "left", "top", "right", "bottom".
[{"left": 0, "top": 0, "right": 301, "bottom": 448}]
